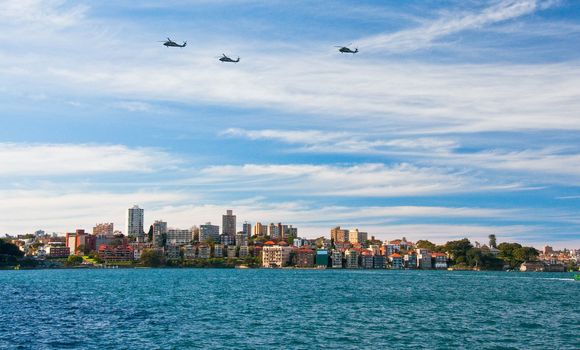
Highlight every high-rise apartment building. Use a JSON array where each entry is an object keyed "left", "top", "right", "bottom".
[
  {"left": 126, "top": 205, "right": 144, "bottom": 238},
  {"left": 152, "top": 220, "right": 167, "bottom": 247},
  {"left": 331, "top": 226, "right": 349, "bottom": 242},
  {"left": 268, "top": 223, "right": 280, "bottom": 239},
  {"left": 253, "top": 222, "right": 267, "bottom": 236},
  {"left": 348, "top": 228, "right": 368, "bottom": 245},
  {"left": 93, "top": 223, "right": 114, "bottom": 236},
  {"left": 242, "top": 222, "right": 252, "bottom": 237},
  {"left": 199, "top": 222, "right": 220, "bottom": 243},
  {"left": 222, "top": 209, "right": 236, "bottom": 236}
]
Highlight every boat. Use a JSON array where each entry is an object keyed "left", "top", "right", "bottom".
[{"left": 574, "top": 273, "right": 580, "bottom": 281}]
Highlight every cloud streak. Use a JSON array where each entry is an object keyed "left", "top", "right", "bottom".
[
  {"left": 357, "top": 0, "right": 556, "bottom": 52},
  {"left": 0, "top": 143, "right": 180, "bottom": 176}
]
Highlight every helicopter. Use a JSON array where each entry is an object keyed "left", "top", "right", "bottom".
[
  {"left": 159, "top": 38, "right": 187, "bottom": 48},
  {"left": 219, "top": 54, "right": 240, "bottom": 63},
  {"left": 335, "top": 44, "right": 358, "bottom": 54}
]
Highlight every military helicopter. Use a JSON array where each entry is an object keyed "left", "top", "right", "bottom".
[
  {"left": 335, "top": 44, "right": 358, "bottom": 54},
  {"left": 159, "top": 38, "right": 187, "bottom": 48},
  {"left": 219, "top": 54, "right": 240, "bottom": 63}
]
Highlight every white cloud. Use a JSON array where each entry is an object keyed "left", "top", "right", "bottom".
[
  {"left": 0, "top": 0, "right": 87, "bottom": 28},
  {"left": 0, "top": 143, "right": 180, "bottom": 176},
  {"left": 357, "top": 0, "right": 556, "bottom": 52},
  {"left": 222, "top": 128, "right": 580, "bottom": 183},
  {"left": 0, "top": 189, "right": 189, "bottom": 233},
  {"left": 197, "top": 163, "right": 516, "bottom": 197},
  {"left": 222, "top": 128, "right": 459, "bottom": 154}
]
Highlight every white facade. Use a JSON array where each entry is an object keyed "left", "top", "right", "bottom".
[
  {"left": 331, "top": 251, "right": 343, "bottom": 268},
  {"left": 126, "top": 205, "right": 144, "bottom": 237},
  {"left": 167, "top": 229, "right": 192, "bottom": 244},
  {"left": 345, "top": 249, "right": 359, "bottom": 268},
  {"left": 262, "top": 245, "right": 292, "bottom": 267}
]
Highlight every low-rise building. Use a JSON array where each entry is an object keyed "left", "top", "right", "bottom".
[
  {"left": 389, "top": 253, "right": 403, "bottom": 269},
  {"left": 345, "top": 249, "right": 359, "bottom": 269},
  {"left": 165, "top": 244, "right": 181, "bottom": 261},
  {"left": 416, "top": 249, "right": 432, "bottom": 269},
  {"left": 227, "top": 245, "right": 237, "bottom": 258},
  {"left": 213, "top": 244, "right": 224, "bottom": 258},
  {"left": 404, "top": 253, "right": 417, "bottom": 269},
  {"left": 183, "top": 245, "right": 196, "bottom": 260},
  {"left": 262, "top": 244, "right": 292, "bottom": 268},
  {"left": 46, "top": 244, "right": 70, "bottom": 258},
  {"left": 373, "top": 255, "right": 386, "bottom": 269},
  {"left": 239, "top": 245, "right": 249, "bottom": 258},
  {"left": 331, "top": 250, "right": 343, "bottom": 268},
  {"left": 98, "top": 244, "right": 133, "bottom": 262},
  {"left": 197, "top": 244, "right": 210, "bottom": 259},
  {"left": 295, "top": 248, "right": 315, "bottom": 267},
  {"left": 519, "top": 261, "right": 545, "bottom": 272},
  {"left": 360, "top": 251, "right": 374, "bottom": 269},
  {"left": 316, "top": 250, "right": 329, "bottom": 268},
  {"left": 432, "top": 253, "right": 448, "bottom": 269}
]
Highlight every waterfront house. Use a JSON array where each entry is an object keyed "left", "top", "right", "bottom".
[
  {"left": 197, "top": 244, "right": 210, "bottom": 259},
  {"left": 295, "top": 248, "right": 315, "bottom": 267},
  {"left": 165, "top": 244, "right": 181, "bottom": 261},
  {"left": 373, "top": 255, "right": 386, "bottom": 269},
  {"left": 316, "top": 250, "right": 329, "bottom": 268},
  {"left": 239, "top": 245, "right": 249, "bottom": 258},
  {"left": 331, "top": 250, "right": 343, "bottom": 268},
  {"left": 98, "top": 244, "right": 133, "bottom": 262},
  {"left": 404, "top": 252, "right": 417, "bottom": 269},
  {"left": 262, "top": 244, "right": 292, "bottom": 268},
  {"left": 345, "top": 249, "right": 359, "bottom": 269},
  {"left": 416, "top": 249, "right": 432, "bottom": 269},
  {"left": 213, "top": 244, "right": 224, "bottom": 258},
  {"left": 519, "top": 261, "right": 545, "bottom": 272},
  {"left": 183, "top": 245, "right": 196, "bottom": 260},
  {"left": 389, "top": 253, "right": 403, "bottom": 269},
  {"left": 432, "top": 253, "right": 448, "bottom": 269},
  {"left": 227, "top": 245, "right": 237, "bottom": 258},
  {"left": 360, "top": 251, "right": 374, "bottom": 269}
]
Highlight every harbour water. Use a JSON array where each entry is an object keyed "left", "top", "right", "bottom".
[{"left": 1, "top": 269, "right": 578, "bottom": 349}]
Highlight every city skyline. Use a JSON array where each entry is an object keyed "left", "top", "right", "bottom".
[{"left": 1, "top": 1, "right": 580, "bottom": 248}]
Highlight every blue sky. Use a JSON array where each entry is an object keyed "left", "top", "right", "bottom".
[{"left": 1, "top": 0, "right": 580, "bottom": 248}]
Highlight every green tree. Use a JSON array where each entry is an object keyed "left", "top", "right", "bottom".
[
  {"left": 444, "top": 238, "right": 473, "bottom": 263},
  {"left": 0, "top": 239, "right": 24, "bottom": 258},
  {"left": 513, "top": 246, "right": 539, "bottom": 263},
  {"left": 66, "top": 255, "right": 83, "bottom": 266},
  {"left": 497, "top": 242, "right": 522, "bottom": 268},
  {"left": 140, "top": 249, "right": 165, "bottom": 267},
  {"left": 147, "top": 225, "right": 153, "bottom": 243},
  {"left": 416, "top": 240, "right": 437, "bottom": 251}
]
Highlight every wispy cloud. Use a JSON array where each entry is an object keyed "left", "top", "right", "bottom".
[
  {"left": 221, "top": 128, "right": 459, "bottom": 154},
  {"left": 0, "top": 0, "right": 88, "bottom": 28},
  {"left": 197, "top": 163, "right": 517, "bottom": 197},
  {"left": 357, "top": 0, "right": 557, "bottom": 52},
  {"left": 0, "top": 143, "right": 180, "bottom": 176}
]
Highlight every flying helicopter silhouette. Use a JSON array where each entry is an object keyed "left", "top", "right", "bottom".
[
  {"left": 159, "top": 38, "right": 187, "bottom": 48},
  {"left": 219, "top": 54, "right": 240, "bottom": 63},
  {"left": 335, "top": 44, "right": 358, "bottom": 54}
]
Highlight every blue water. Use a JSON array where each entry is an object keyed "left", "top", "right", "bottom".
[{"left": 0, "top": 269, "right": 578, "bottom": 349}]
